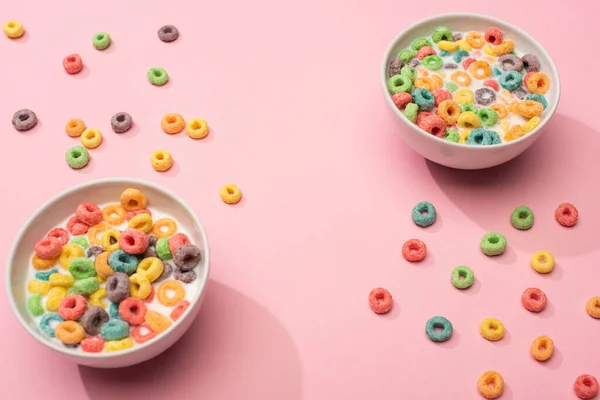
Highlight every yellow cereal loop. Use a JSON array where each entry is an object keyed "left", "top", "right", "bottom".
[
  {"left": 28, "top": 280, "right": 50, "bottom": 295},
  {"left": 531, "top": 250, "right": 555, "bottom": 274},
  {"left": 145, "top": 310, "right": 172, "bottom": 333},
  {"left": 505, "top": 125, "right": 526, "bottom": 142},
  {"left": 186, "top": 118, "right": 209, "bottom": 139},
  {"left": 90, "top": 288, "right": 107, "bottom": 308},
  {"left": 457, "top": 112, "right": 482, "bottom": 129},
  {"left": 95, "top": 252, "right": 114, "bottom": 280},
  {"left": 151, "top": 218, "right": 177, "bottom": 238},
  {"left": 3, "top": 20, "right": 24, "bottom": 38},
  {"left": 105, "top": 337, "right": 134, "bottom": 352},
  {"left": 88, "top": 222, "right": 111, "bottom": 246},
  {"left": 46, "top": 286, "right": 68, "bottom": 311},
  {"left": 493, "top": 40, "right": 514, "bottom": 56},
  {"left": 459, "top": 129, "right": 471, "bottom": 144},
  {"left": 80, "top": 128, "right": 103, "bottom": 149},
  {"left": 483, "top": 44, "right": 495, "bottom": 56},
  {"left": 137, "top": 257, "right": 164, "bottom": 282},
  {"left": 151, "top": 150, "right": 174, "bottom": 172},
  {"left": 437, "top": 40, "right": 459, "bottom": 52},
  {"left": 480, "top": 318, "right": 505, "bottom": 341},
  {"left": 101, "top": 204, "right": 126, "bottom": 225},
  {"left": 128, "top": 213, "right": 153, "bottom": 233},
  {"left": 220, "top": 184, "right": 242, "bottom": 204},
  {"left": 100, "top": 228, "right": 121, "bottom": 252},
  {"left": 414, "top": 77, "right": 436, "bottom": 91},
  {"left": 49, "top": 273, "right": 74, "bottom": 288},
  {"left": 32, "top": 255, "right": 57, "bottom": 271},
  {"left": 466, "top": 31, "right": 485, "bottom": 48},
  {"left": 59, "top": 244, "right": 85, "bottom": 269},
  {"left": 157, "top": 280, "right": 186, "bottom": 306},
  {"left": 431, "top": 74, "right": 444, "bottom": 89},
  {"left": 523, "top": 116, "right": 542, "bottom": 132},
  {"left": 450, "top": 71, "right": 472, "bottom": 87},
  {"left": 130, "top": 273, "right": 152, "bottom": 299},
  {"left": 490, "top": 104, "right": 508, "bottom": 119},
  {"left": 457, "top": 39, "right": 472, "bottom": 51}
]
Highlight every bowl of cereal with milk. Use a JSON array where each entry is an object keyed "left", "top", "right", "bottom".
[
  {"left": 381, "top": 13, "right": 560, "bottom": 169},
  {"left": 6, "top": 178, "right": 210, "bottom": 368}
]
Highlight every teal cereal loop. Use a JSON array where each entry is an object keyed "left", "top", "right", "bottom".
[
  {"left": 108, "top": 302, "right": 121, "bottom": 320},
  {"left": 480, "top": 232, "right": 507, "bottom": 256},
  {"left": 489, "top": 131, "right": 501, "bottom": 144},
  {"left": 156, "top": 238, "right": 173, "bottom": 260},
  {"left": 412, "top": 88, "right": 435, "bottom": 110},
  {"left": 71, "top": 237, "right": 89, "bottom": 250},
  {"left": 387, "top": 74, "right": 413, "bottom": 94},
  {"left": 69, "top": 257, "right": 96, "bottom": 280},
  {"left": 404, "top": 103, "right": 419, "bottom": 123},
  {"left": 439, "top": 50, "right": 449, "bottom": 57},
  {"left": 400, "top": 65, "right": 417, "bottom": 81},
  {"left": 100, "top": 319, "right": 129, "bottom": 341},
  {"left": 444, "top": 128, "right": 459, "bottom": 142},
  {"left": 399, "top": 49, "right": 416, "bottom": 63},
  {"left": 68, "top": 277, "right": 99, "bottom": 295},
  {"left": 460, "top": 103, "right": 478, "bottom": 113},
  {"left": 478, "top": 108, "right": 499, "bottom": 127},
  {"left": 39, "top": 313, "right": 64, "bottom": 337},
  {"left": 445, "top": 82, "right": 459, "bottom": 92},
  {"left": 425, "top": 316, "right": 453, "bottom": 342},
  {"left": 35, "top": 268, "right": 58, "bottom": 281},
  {"left": 451, "top": 266, "right": 474, "bottom": 289},
  {"left": 453, "top": 49, "right": 469, "bottom": 64},
  {"left": 493, "top": 68, "right": 502, "bottom": 76},
  {"left": 467, "top": 128, "right": 501, "bottom": 145},
  {"left": 411, "top": 37, "right": 432, "bottom": 51},
  {"left": 499, "top": 71, "right": 522, "bottom": 91},
  {"left": 412, "top": 201, "right": 436, "bottom": 227},
  {"left": 108, "top": 250, "right": 139, "bottom": 275},
  {"left": 423, "top": 55, "right": 443, "bottom": 71},
  {"left": 432, "top": 27, "right": 452, "bottom": 43},
  {"left": 28, "top": 294, "right": 44, "bottom": 316},
  {"left": 525, "top": 94, "right": 547, "bottom": 109},
  {"left": 511, "top": 206, "right": 534, "bottom": 230}
]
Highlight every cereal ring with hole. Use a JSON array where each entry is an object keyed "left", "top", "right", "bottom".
[
  {"left": 94, "top": 251, "right": 114, "bottom": 279},
  {"left": 87, "top": 222, "right": 111, "bottom": 246},
  {"left": 586, "top": 297, "right": 600, "bottom": 319},
  {"left": 158, "top": 24, "right": 179, "bottom": 42},
  {"left": 444, "top": 128, "right": 459, "bottom": 142},
  {"left": 220, "top": 185, "right": 242, "bottom": 204},
  {"left": 522, "top": 288, "right": 547, "bottom": 312},
  {"left": 423, "top": 55, "right": 442, "bottom": 71},
  {"left": 145, "top": 310, "right": 172, "bottom": 333},
  {"left": 68, "top": 277, "right": 99, "bottom": 296},
  {"left": 105, "top": 272, "right": 131, "bottom": 303},
  {"left": 531, "top": 250, "right": 554, "bottom": 274},
  {"left": 66, "top": 216, "right": 89, "bottom": 236},
  {"left": 399, "top": 49, "right": 416, "bottom": 63},
  {"left": 480, "top": 232, "right": 506, "bottom": 256},
  {"left": 457, "top": 112, "right": 481, "bottom": 129},
  {"left": 521, "top": 54, "right": 541, "bottom": 73},
  {"left": 92, "top": 32, "right": 111, "bottom": 50},
  {"left": 425, "top": 316, "right": 453, "bottom": 342},
  {"left": 419, "top": 115, "right": 446, "bottom": 138},
  {"left": 498, "top": 54, "right": 523, "bottom": 72},
  {"left": 505, "top": 125, "right": 526, "bottom": 141},
  {"left": 451, "top": 266, "right": 474, "bottom": 289},
  {"left": 118, "top": 297, "right": 148, "bottom": 325},
  {"left": 480, "top": 318, "right": 504, "bottom": 341},
  {"left": 517, "top": 100, "right": 543, "bottom": 118},
  {"left": 402, "top": 239, "right": 426, "bottom": 262},
  {"left": 525, "top": 94, "right": 547, "bottom": 110},
  {"left": 526, "top": 72, "right": 550, "bottom": 95},
  {"left": 151, "top": 150, "right": 174, "bottom": 172},
  {"left": 478, "top": 108, "right": 498, "bottom": 127},
  {"left": 119, "top": 228, "right": 149, "bottom": 255},
  {"left": 80, "top": 128, "right": 102, "bottom": 149},
  {"left": 101, "top": 204, "right": 126, "bottom": 225},
  {"left": 129, "top": 273, "right": 152, "bottom": 299},
  {"left": 36, "top": 268, "right": 58, "bottom": 281},
  {"left": 416, "top": 112, "right": 432, "bottom": 126},
  {"left": 132, "top": 323, "right": 157, "bottom": 344},
  {"left": 137, "top": 257, "right": 164, "bottom": 282},
  {"left": 468, "top": 128, "right": 499, "bottom": 146},
  {"left": 483, "top": 79, "right": 500, "bottom": 91},
  {"left": 168, "top": 233, "right": 190, "bottom": 254},
  {"left": 157, "top": 280, "right": 186, "bottom": 307},
  {"left": 450, "top": 71, "right": 472, "bottom": 87},
  {"left": 35, "top": 237, "right": 62, "bottom": 260},
  {"left": 575, "top": 375, "right": 599, "bottom": 399},
  {"left": 531, "top": 335, "right": 554, "bottom": 361},
  {"left": 55, "top": 321, "right": 86, "bottom": 344},
  {"left": 100, "top": 229, "right": 121, "bottom": 252},
  {"left": 12, "top": 109, "right": 37, "bottom": 131},
  {"left": 63, "top": 54, "right": 83, "bottom": 74},
  {"left": 493, "top": 39, "right": 514, "bottom": 56},
  {"left": 453, "top": 89, "right": 474, "bottom": 105},
  {"left": 147, "top": 67, "right": 169, "bottom": 86},
  {"left": 170, "top": 300, "right": 191, "bottom": 321},
  {"left": 76, "top": 202, "right": 102, "bottom": 226},
  {"left": 469, "top": 60, "right": 492, "bottom": 79},
  {"left": 511, "top": 206, "right": 534, "bottom": 230},
  {"left": 128, "top": 213, "right": 153, "bottom": 233},
  {"left": 437, "top": 100, "right": 461, "bottom": 125},
  {"left": 432, "top": 26, "right": 452, "bottom": 43},
  {"left": 80, "top": 306, "right": 109, "bottom": 335},
  {"left": 110, "top": 112, "right": 133, "bottom": 133},
  {"left": 368, "top": 288, "right": 393, "bottom": 314},
  {"left": 39, "top": 313, "right": 64, "bottom": 337},
  {"left": 484, "top": 27, "right": 503, "bottom": 45},
  {"left": 81, "top": 335, "right": 104, "bottom": 353},
  {"left": 416, "top": 46, "right": 436, "bottom": 60},
  {"left": 414, "top": 77, "right": 436, "bottom": 91},
  {"left": 388, "top": 58, "right": 404, "bottom": 77},
  {"left": 478, "top": 371, "right": 504, "bottom": 399},
  {"left": 87, "top": 245, "right": 103, "bottom": 258},
  {"left": 173, "top": 244, "right": 202, "bottom": 271},
  {"left": 411, "top": 37, "right": 432, "bottom": 51},
  {"left": 59, "top": 294, "right": 88, "bottom": 320},
  {"left": 48, "top": 228, "right": 69, "bottom": 247},
  {"left": 412, "top": 88, "right": 435, "bottom": 110},
  {"left": 432, "top": 89, "right": 452, "bottom": 107},
  {"left": 391, "top": 92, "right": 413, "bottom": 109},
  {"left": 161, "top": 113, "right": 185, "bottom": 134},
  {"left": 466, "top": 32, "right": 485, "bottom": 48},
  {"left": 59, "top": 244, "right": 85, "bottom": 269},
  {"left": 120, "top": 188, "right": 147, "bottom": 212},
  {"left": 65, "top": 119, "right": 86, "bottom": 137},
  {"left": 109, "top": 250, "right": 139, "bottom": 275},
  {"left": 100, "top": 319, "right": 129, "bottom": 341},
  {"left": 32, "top": 254, "right": 57, "bottom": 270},
  {"left": 474, "top": 87, "right": 497, "bottom": 106},
  {"left": 387, "top": 74, "right": 413, "bottom": 94},
  {"left": 174, "top": 267, "right": 197, "bottom": 283},
  {"left": 28, "top": 280, "right": 50, "bottom": 295},
  {"left": 3, "top": 20, "right": 24, "bottom": 38},
  {"left": 411, "top": 201, "right": 436, "bottom": 227},
  {"left": 65, "top": 145, "right": 91, "bottom": 170},
  {"left": 490, "top": 104, "right": 507, "bottom": 119},
  {"left": 555, "top": 203, "right": 578, "bottom": 227}
]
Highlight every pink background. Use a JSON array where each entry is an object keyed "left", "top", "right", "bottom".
[{"left": 1, "top": 0, "right": 598, "bottom": 398}]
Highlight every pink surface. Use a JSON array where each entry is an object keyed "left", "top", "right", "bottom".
[{"left": 0, "top": 1, "right": 598, "bottom": 399}]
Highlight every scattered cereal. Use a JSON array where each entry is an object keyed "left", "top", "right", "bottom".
[
  {"left": 586, "top": 297, "right": 600, "bottom": 319},
  {"left": 402, "top": 239, "right": 427, "bottom": 262},
  {"left": 92, "top": 32, "right": 111, "bottom": 50},
  {"left": 65, "top": 146, "right": 90, "bottom": 169},
  {"left": 511, "top": 205, "right": 534, "bottom": 230},
  {"left": 3, "top": 20, "right": 24, "bottom": 38},
  {"left": 147, "top": 67, "right": 169, "bottom": 86},
  {"left": 220, "top": 184, "right": 242, "bottom": 204},
  {"left": 451, "top": 266, "right": 474, "bottom": 289},
  {"left": 478, "top": 371, "right": 504, "bottom": 399},
  {"left": 80, "top": 128, "right": 103, "bottom": 149},
  {"left": 574, "top": 375, "right": 599, "bottom": 399},
  {"left": 425, "top": 316, "right": 452, "bottom": 342},
  {"left": 186, "top": 118, "right": 209, "bottom": 139},
  {"left": 151, "top": 150, "right": 174, "bottom": 172},
  {"left": 158, "top": 25, "right": 179, "bottom": 42},
  {"left": 411, "top": 201, "right": 436, "bottom": 227},
  {"left": 480, "top": 232, "right": 506, "bottom": 256},
  {"left": 63, "top": 54, "right": 83, "bottom": 74},
  {"left": 531, "top": 250, "right": 554, "bottom": 274},
  {"left": 480, "top": 318, "right": 504, "bottom": 341},
  {"left": 531, "top": 335, "right": 554, "bottom": 361},
  {"left": 555, "top": 202, "right": 578, "bottom": 227},
  {"left": 12, "top": 109, "right": 37, "bottom": 131},
  {"left": 522, "top": 288, "right": 547, "bottom": 312},
  {"left": 110, "top": 112, "right": 133, "bottom": 133},
  {"left": 368, "top": 287, "right": 393, "bottom": 314}
]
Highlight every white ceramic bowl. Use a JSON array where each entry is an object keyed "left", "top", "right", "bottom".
[
  {"left": 381, "top": 13, "right": 560, "bottom": 170},
  {"left": 6, "top": 178, "right": 210, "bottom": 368}
]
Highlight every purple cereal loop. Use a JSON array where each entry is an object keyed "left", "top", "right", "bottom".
[
  {"left": 158, "top": 25, "right": 179, "bottom": 42},
  {"left": 155, "top": 261, "right": 173, "bottom": 282},
  {"left": 452, "top": 33, "right": 462, "bottom": 42},
  {"left": 474, "top": 87, "right": 496, "bottom": 106},
  {"left": 105, "top": 272, "right": 131, "bottom": 303},
  {"left": 498, "top": 54, "right": 523, "bottom": 72},
  {"left": 12, "top": 109, "right": 37, "bottom": 131},
  {"left": 110, "top": 112, "right": 133, "bottom": 133},
  {"left": 388, "top": 58, "right": 404, "bottom": 77},
  {"left": 444, "top": 63, "right": 458, "bottom": 69},
  {"left": 80, "top": 306, "right": 109, "bottom": 335},
  {"left": 174, "top": 267, "right": 197, "bottom": 283},
  {"left": 408, "top": 59, "right": 420, "bottom": 68},
  {"left": 521, "top": 54, "right": 541, "bottom": 73},
  {"left": 86, "top": 245, "right": 104, "bottom": 258},
  {"left": 173, "top": 244, "right": 201, "bottom": 272}
]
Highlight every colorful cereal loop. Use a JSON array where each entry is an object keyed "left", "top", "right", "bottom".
[
  {"left": 151, "top": 150, "right": 174, "bottom": 172},
  {"left": 414, "top": 77, "right": 436, "bottom": 91},
  {"left": 574, "top": 374, "right": 599, "bottom": 399},
  {"left": 555, "top": 202, "right": 578, "bottom": 227},
  {"left": 132, "top": 323, "right": 157, "bottom": 344},
  {"left": 490, "top": 104, "right": 508, "bottom": 119},
  {"left": 65, "top": 119, "right": 86, "bottom": 137},
  {"left": 468, "top": 60, "right": 492, "bottom": 79},
  {"left": 105, "top": 337, "right": 134, "bottom": 352},
  {"left": 49, "top": 273, "right": 74, "bottom": 288},
  {"left": 505, "top": 125, "right": 526, "bottom": 142},
  {"left": 101, "top": 204, "right": 126, "bottom": 225},
  {"left": 493, "top": 40, "right": 514, "bottom": 56},
  {"left": 145, "top": 310, "right": 172, "bottom": 333},
  {"left": 3, "top": 20, "right": 24, "bottom": 38},
  {"left": 128, "top": 213, "right": 153, "bottom": 233},
  {"left": 465, "top": 32, "right": 485, "bottom": 48},
  {"left": 450, "top": 71, "right": 471, "bottom": 87},
  {"left": 457, "top": 112, "right": 481, "bottom": 129},
  {"left": 531, "top": 335, "right": 554, "bottom": 361},
  {"left": 437, "top": 100, "right": 461, "bottom": 125},
  {"left": 531, "top": 250, "right": 554, "bottom": 274},
  {"left": 137, "top": 257, "right": 164, "bottom": 282},
  {"left": 453, "top": 89, "right": 474, "bottom": 104},
  {"left": 517, "top": 100, "right": 543, "bottom": 118},
  {"left": 120, "top": 188, "right": 148, "bottom": 212},
  {"left": 220, "top": 184, "right": 242, "bottom": 204},
  {"left": 80, "top": 128, "right": 103, "bottom": 149},
  {"left": 28, "top": 294, "right": 44, "bottom": 316},
  {"left": 431, "top": 74, "right": 444, "bottom": 89},
  {"left": 81, "top": 335, "right": 105, "bottom": 353},
  {"left": 186, "top": 118, "right": 209, "bottom": 139},
  {"left": 478, "top": 371, "right": 504, "bottom": 399},
  {"left": 46, "top": 287, "right": 68, "bottom": 311},
  {"left": 95, "top": 251, "right": 115, "bottom": 280},
  {"left": 437, "top": 40, "right": 459, "bottom": 52},
  {"left": 457, "top": 39, "right": 472, "bottom": 51},
  {"left": 55, "top": 321, "right": 86, "bottom": 344},
  {"left": 129, "top": 273, "right": 152, "bottom": 299},
  {"left": 161, "top": 113, "right": 186, "bottom": 134},
  {"left": 526, "top": 72, "right": 550, "bottom": 95},
  {"left": 88, "top": 222, "right": 111, "bottom": 246},
  {"left": 170, "top": 300, "right": 191, "bottom": 321},
  {"left": 32, "top": 254, "right": 57, "bottom": 271},
  {"left": 480, "top": 318, "right": 505, "bottom": 342},
  {"left": 523, "top": 116, "right": 541, "bottom": 132},
  {"left": 100, "top": 228, "right": 121, "bottom": 252},
  {"left": 28, "top": 280, "right": 50, "bottom": 295},
  {"left": 402, "top": 239, "right": 426, "bottom": 262},
  {"left": 157, "top": 280, "right": 186, "bottom": 307},
  {"left": 90, "top": 288, "right": 107, "bottom": 308},
  {"left": 151, "top": 218, "right": 177, "bottom": 238},
  {"left": 585, "top": 297, "right": 600, "bottom": 319}
]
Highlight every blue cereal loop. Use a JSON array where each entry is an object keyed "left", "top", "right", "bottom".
[
  {"left": 453, "top": 49, "right": 469, "bottom": 64},
  {"left": 412, "top": 202, "right": 437, "bottom": 227},
  {"left": 525, "top": 94, "right": 547, "bottom": 109},
  {"left": 499, "top": 71, "right": 522, "bottom": 91},
  {"left": 35, "top": 268, "right": 58, "bottom": 281},
  {"left": 108, "top": 302, "right": 122, "bottom": 320},
  {"left": 108, "top": 250, "right": 139, "bottom": 275},
  {"left": 467, "top": 128, "right": 499, "bottom": 146},
  {"left": 100, "top": 319, "right": 129, "bottom": 341},
  {"left": 39, "top": 313, "right": 65, "bottom": 337},
  {"left": 493, "top": 67, "right": 502, "bottom": 76},
  {"left": 439, "top": 50, "right": 449, "bottom": 57},
  {"left": 412, "top": 88, "right": 435, "bottom": 110}
]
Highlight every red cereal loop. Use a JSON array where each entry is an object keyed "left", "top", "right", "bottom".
[
  {"left": 170, "top": 300, "right": 191, "bottom": 321},
  {"left": 168, "top": 233, "right": 190, "bottom": 254},
  {"left": 34, "top": 236, "right": 62, "bottom": 260},
  {"left": 416, "top": 111, "right": 432, "bottom": 126},
  {"left": 483, "top": 79, "right": 500, "bottom": 92},
  {"left": 433, "top": 89, "right": 452, "bottom": 107},
  {"left": 63, "top": 54, "right": 83, "bottom": 74},
  {"left": 484, "top": 27, "right": 503, "bottom": 45},
  {"left": 523, "top": 72, "right": 535, "bottom": 86},
  {"left": 59, "top": 294, "right": 88, "bottom": 320},
  {"left": 66, "top": 215, "right": 90, "bottom": 235},
  {"left": 402, "top": 239, "right": 427, "bottom": 262},
  {"left": 555, "top": 203, "right": 578, "bottom": 227},
  {"left": 132, "top": 323, "right": 157, "bottom": 344},
  {"left": 144, "top": 286, "right": 155, "bottom": 303},
  {"left": 76, "top": 202, "right": 102, "bottom": 226},
  {"left": 574, "top": 374, "right": 599, "bottom": 399},
  {"left": 119, "top": 228, "right": 150, "bottom": 255},
  {"left": 521, "top": 288, "right": 547, "bottom": 312},
  {"left": 368, "top": 288, "right": 393, "bottom": 314},
  {"left": 118, "top": 297, "right": 148, "bottom": 326},
  {"left": 392, "top": 92, "right": 413, "bottom": 109},
  {"left": 416, "top": 46, "right": 437, "bottom": 60},
  {"left": 462, "top": 57, "right": 476, "bottom": 70},
  {"left": 81, "top": 335, "right": 105, "bottom": 353},
  {"left": 126, "top": 209, "right": 152, "bottom": 221},
  {"left": 47, "top": 228, "right": 69, "bottom": 247},
  {"left": 419, "top": 115, "right": 447, "bottom": 138}
]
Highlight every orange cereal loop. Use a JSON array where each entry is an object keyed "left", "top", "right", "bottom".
[
  {"left": 220, "top": 184, "right": 242, "bottom": 204},
  {"left": 437, "top": 100, "right": 461, "bottom": 125},
  {"left": 145, "top": 310, "right": 172, "bottom": 334},
  {"left": 431, "top": 74, "right": 444, "bottom": 89},
  {"left": 95, "top": 251, "right": 114, "bottom": 280},
  {"left": 507, "top": 101, "right": 519, "bottom": 114},
  {"left": 477, "top": 371, "right": 504, "bottom": 399},
  {"left": 65, "top": 119, "right": 86, "bottom": 137},
  {"left": 586, "top": 297, "right": 600, "bottom": 319},
  {"left": 450, "top": 71, "right": 472, "bottom": 87},
  {"left": 88, "top": 222, "right": 111, "bottom": 246},
  {"left": 80, "top": 128, "right": 103, "bottom": 149},
  {"left": 414, "top": 77, "right": 436, "bottom": 91},
  {"left": 517, "top": 100, "right": 543, "bottom": 118},
  {"left": 161, "top": 113, "right": 185, "bottom": 134},
  {"left": 101, "top": 204, "right": 126, "bottom": 225},
  {"left": 55, "top": 321, "right": 86, "bottom": 344},
  {"left": 505, "top": 125, "right": 526, "bottom": 142},
  {"left": 32, "top": 254, "right": 57, "bottom": 270},
  {"left": 468, "top": 60, "right": 492, "bottom": 79},
  {"left": 151, "top": 218, "right": 178, "bottom": 238},
  {"left": 526, "top": 72, "right": 550, "bottom": 95},
  {"left": 128, "top": 213, "right": 153, "bottom": 233},
  {"left": 151, "top": 150, "right": 174, "bottom": 172},
  {"left": 531, "top": 335, "right": 554, "bottom": 361},
  {"left": 466, "top": 31, "right": 485, "bottom": 48},
  {"left": 186, "top": 118, "right": 209, "bottom": 139},
  {"left": 120, "top": 188, "right": 148, "bottom": 212},
  {"left": 493, "top": 40, "right": 514, "bottom": 56},
  {"left": 490, "top": 104, "right": 508, "bottom": 119}
]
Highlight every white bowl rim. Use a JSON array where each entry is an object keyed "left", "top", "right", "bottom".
[
  {"left": 5, "top": 177, "right": 211, "bottom": 359},
  {"left": 381, "top": 12, "right": 561, "bottom": 150}
]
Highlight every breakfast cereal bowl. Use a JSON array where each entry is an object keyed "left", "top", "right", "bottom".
[
  {"left": 6, "top": 178, "right": 210, "bottom": 368},
  {"left": 381, "top": 13, "right": 560, "bottom": 170}
]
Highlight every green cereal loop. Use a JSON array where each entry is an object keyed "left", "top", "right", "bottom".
[
  {"left": 156, "top": 238, "right": 173, "bottom": 260},
  {"left": 68, "top": 257, "right": 96, "bottom": 280},
  {"left": 65, "top": 146, "right": 89, "bottom": 169},
  {"left": 432, "top": 26, "right": 453, "bottom": 43},
  {"left": 70, "top": 237, "right": 89, "bottom": 250},
  {"left": 400, "top": 65, "right": 417, "bottom": 82},
  {"left": 460, "top": 103, "right": 478, "bottom": 113},
  {"left": 387, "top": 74, "right": 412, "bottom": 94},
  {"left": 28, "top": 294, "right": 45, "bottom": 316},
  {"left": 93, "top": 32, "right": 111, "bottom": 50},
  {"left": 478, "top": 108, "right": 499, "bottom": 127},
  {"left": 511, "top": 206, "right": 534, "bottom": 230},
  {"left": 404, "top": 103, "right": 419, "bottom": 123},
  {"left": 35, "top": 268, "right": 58, "bottom": 281},
  {"left": 451, "top": 266, "right": 474, "bottom": 289},
  {"left": 411, "top": 37, "right": 432, "bottom": 51},
  {"left": 399, "top": 49, "right": 416, "bottom": 63},
  {"left": 68, "top": 277, "right": 99, "bottom": 296},
  {"left": 444, "top": 128, "right": 459, "bottom": 143},
  {"left": 480, "top": 232, "right": 507, "bottom": 256},
  {"left": 445, "top": 82, "right": 459, "bottom": 92},
  {"left": 423, "top": 55, "right": 443, "bottom": 71},
  {"left": 147, "top": 67, "right": 169, "bottom": 86}
]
